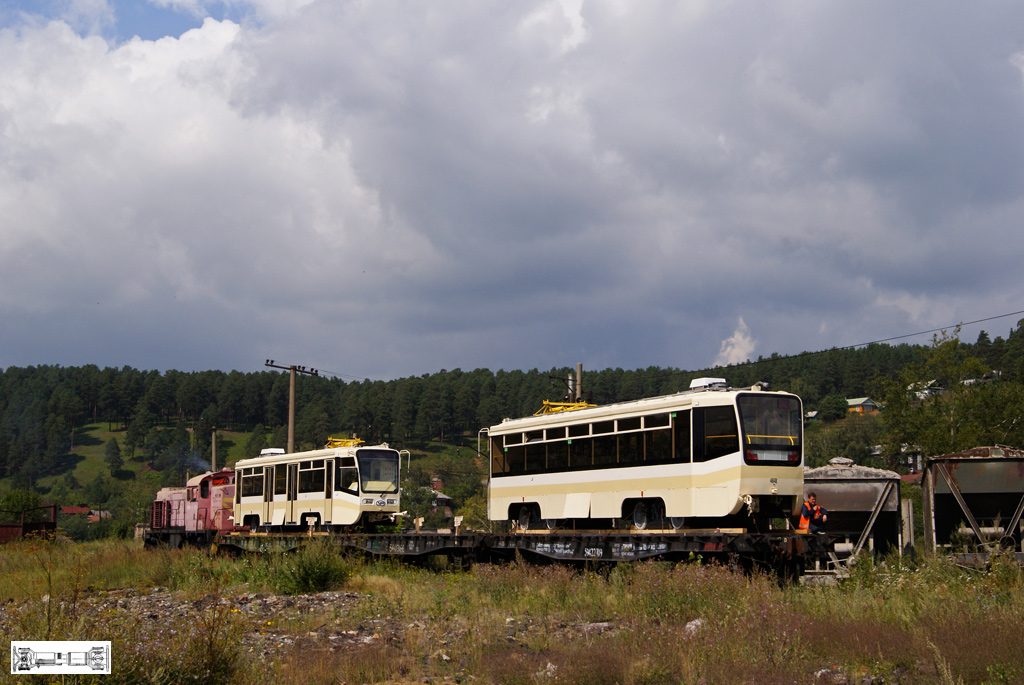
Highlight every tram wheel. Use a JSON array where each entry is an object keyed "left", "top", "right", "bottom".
[
  {"left": 669, "top": 516, "right": 684, "bottom": 530},
  {"left": 544, "top": 518, "right": 561, "bottom": 531},
  {"left": 517, "top": 507, "right": 534, "bottom": 531}
]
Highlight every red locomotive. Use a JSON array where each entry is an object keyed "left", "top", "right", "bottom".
[{"left": 145, "top": 469, "right": 235, "bottom": 548}]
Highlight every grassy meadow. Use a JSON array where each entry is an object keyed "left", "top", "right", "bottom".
[{"left": 1, "top": 537, "right": 1022, "bottom": 684}]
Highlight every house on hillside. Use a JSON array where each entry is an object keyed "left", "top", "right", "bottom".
[{"left": 847, "top": 397, "right": 879, "bottom": 414}]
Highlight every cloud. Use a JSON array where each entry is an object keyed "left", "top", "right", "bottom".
[
  {"left": 2, "top": 1, "right": 1024, "bottom": 378},
  {"left": 714, "top": 318, "right": 756, "bottom": 367}
]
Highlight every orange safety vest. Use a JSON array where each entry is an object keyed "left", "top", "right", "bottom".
[{"left": 798, "top": 501, "right": 816, "bottom": 531}]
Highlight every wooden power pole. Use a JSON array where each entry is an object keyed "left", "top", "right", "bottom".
[{"left": 265, "top": 360, "right": 319, "bottom": 453}]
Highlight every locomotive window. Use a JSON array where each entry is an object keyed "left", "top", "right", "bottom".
[
  {"left": 568, "top": 423, "right": 589, "bottom": 438},
  {"left": 618, "top": 417, "right": 641, "bottom": 432},
  {"left": 693, "top": 406, "right": 739, "bottom": 462}
]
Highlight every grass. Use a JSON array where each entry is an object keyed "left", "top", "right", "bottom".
[{"left": 1, "top": 538, "right": 1022, "bottom": 684}]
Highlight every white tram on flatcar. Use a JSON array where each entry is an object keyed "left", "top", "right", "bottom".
[
  {"left": 485, "top": 379, "right": 804, "bottom": 531},
  {"left": 234, "top": 439, "right": 401, "bottom": 531}
]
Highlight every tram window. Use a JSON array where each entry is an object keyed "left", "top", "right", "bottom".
[
  {"left": 568, "top": 424, "right": 589, "bottom": 438},
  {"left": 593, "top": 434, "right": 616, "bottom": 466},
  {"left": 241, "top": 473, "right": 264, "bottom": 498},
  {"left": 525, "top": 440, "right": 546, "bottom": 473},
  {"left": 619, "top": 433, "right": 642, "bottom": 465},
  {"left": 336, "top": 459, "right": 358, "bottom": 493},
  {"left": 505, "top": 433, "right": 523, "bottom": 445},
  {"left": 693, "top": 406, "right": 739, "bottom": 462},
  {"left": 593, "top": 421, "right": 614, "bottom": 435},
  {"left": 275, "top": 465, "right": 287, "bottom": 495},
  {"left": 569, "top": 439, "right": 591, "bottom": 467},
  {"left": 491, "top": 439, "right": 508, "bottom": 475},
  {"left": 645, "top": 413, "right": 670, "bottom": 429},
  {"left": 525, "top": 430, "right": 543, "bottom": 444},
  {"left": 506, "top": 444, "right": 526, "bottom": 475},
  {"left": 547, "top": 440, "right": 569, "bottom": 470},
  {"left": 645, "top": 428, "right": 672, "bottom": 464},
  {"left": 674, "top": 410, "right": 692, "bottom": 461},
  {"left": 618, "top": 417, "right": 641, "bottom": 432},
  {"left": 299, "top": 463, "right": 325, "bottom": 493},
  {"left": 546, "top": 427, "right": 567, "bottom": 440}
]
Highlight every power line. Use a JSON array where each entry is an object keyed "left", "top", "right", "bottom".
[{"left": 729, "top": 307, "right": 1024, "bottom": 369}]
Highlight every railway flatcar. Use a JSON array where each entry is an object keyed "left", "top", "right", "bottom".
[
  {"left": 485, "top": 378, "right": 804, "bottom": 531},
  {"left": 233, "top": 439, "right": 401, "bottom": 532},
  {"left": 146, "top": 469, "right": 235, "bottom": 547}
]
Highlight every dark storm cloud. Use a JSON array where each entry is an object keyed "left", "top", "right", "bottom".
[{"left": 2, "top": 0, "right": 1024, "bottom": 378}]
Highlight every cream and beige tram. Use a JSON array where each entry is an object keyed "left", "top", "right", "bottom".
[
  {"left": 485, "top": 379, "right": 803, "bottom": 531},
  {"left": 234, "top": 439, "right": 401, "bottom": 531}
]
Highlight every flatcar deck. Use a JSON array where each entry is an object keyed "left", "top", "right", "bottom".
[{"left": 212, "top": 529, "right": 830, "bottom": 574}]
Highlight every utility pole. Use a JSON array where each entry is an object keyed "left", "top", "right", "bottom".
[{"left": 265, "top": 360, "right": 319, "bottom": 453}]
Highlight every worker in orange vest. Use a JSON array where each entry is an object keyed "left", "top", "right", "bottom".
[{"left": 798, "top": 492, "right": 828, "bottom": 533}]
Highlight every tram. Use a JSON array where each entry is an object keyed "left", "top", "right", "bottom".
[
  {"left": 485, "top": 378, "right": 804, "bottom": 531},
  {"left": 233, "top": 439, "right": 401, "bottom": 531}
]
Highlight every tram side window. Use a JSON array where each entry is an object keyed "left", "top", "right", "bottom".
[
  {"left": 618, "top": 432, "right": 642, "bottom": 465},
  {"left": 674, "top": 410, "right": 691, "bottom": 461},
  {"left": 241, "top": 470, "right": 264, "bottom": 498},
  {"left": 299, "top": 460, "right": 325, "bottom": 493},
  {"left": 506, "top": 443, "right": 526, "bottom": 475},
  {"left": 547, "top": 440, "right": 569, "bottom": 470},
  {"left": 645, "top": 428, "right": 672, "bottom": 465},
  {"left": 525, "top": 432, "right": 546, "bottom": 473},
  {"left": 336, "top": 457, "right": 358, "bottom": 493},
  {"left": 275, "top": 464, "right": 287, "bottom": 496},
  {"left": 693, "top": 406, "right": 739, "bottom": 462},
  {"left": 593, "top": 434, "right": 616, "bottom": 465},
  {"left": 569, "top": 438, "right": 591, "bottom": 468},
  {"left": 491, "top": 438, "right": 508, "bottom": 476}
]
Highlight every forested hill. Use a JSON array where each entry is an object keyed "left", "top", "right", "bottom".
[{"left": 3, "top": 321, "right": 1024, "bottom": 493}]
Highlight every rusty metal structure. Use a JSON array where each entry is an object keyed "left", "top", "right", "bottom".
[
  {"left": 922, "top": 446, "right": 1024, "bottom": 564},
  {"left": 0, "top": 504, "right": 57, "bottom": 543},
  {"left": 803, "top": 457, "right": 904, "bottom": 569}
]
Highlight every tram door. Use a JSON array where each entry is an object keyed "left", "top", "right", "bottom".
[
  {"left": 262, "top": 466, "right": 273, "bottom": 525},
  {"left": 287, "top": 462, "right": 298, "bottom": 524}
]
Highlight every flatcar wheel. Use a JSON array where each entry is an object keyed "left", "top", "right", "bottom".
[
  {"left": 632, "top": 503, "right": 648, "bottom": 530},
  {"left": 669, "top": 516, "right": 684, "bottom": 530}
]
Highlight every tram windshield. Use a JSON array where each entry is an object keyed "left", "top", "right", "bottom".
[
  {"left": 357, "top": 449, "right": 400, "bottom": 493},
  {"left": 737, "top": 394, "right": 803, "bottom": 465}
]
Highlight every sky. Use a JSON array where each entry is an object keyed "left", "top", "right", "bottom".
[{"left": 2, "top": 0, "right": 1024, "bottom": 381}]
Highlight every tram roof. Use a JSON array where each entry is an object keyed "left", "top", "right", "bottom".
[
  {"left": 234, "top": 443, "right": 397, "bottom": 469},
  {"left": 486, "top": 385, "right": 799, "bottom": 435}
]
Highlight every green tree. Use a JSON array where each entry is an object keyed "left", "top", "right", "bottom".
[
  {"left": 817, "top": 394, "right": 849, "bottom": 422},
  {"left": 104, "top": 437, "right": 123, "bottom": 476},
  {"left": 244, "top": 424, "right": 268, "bottom": 459}
]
